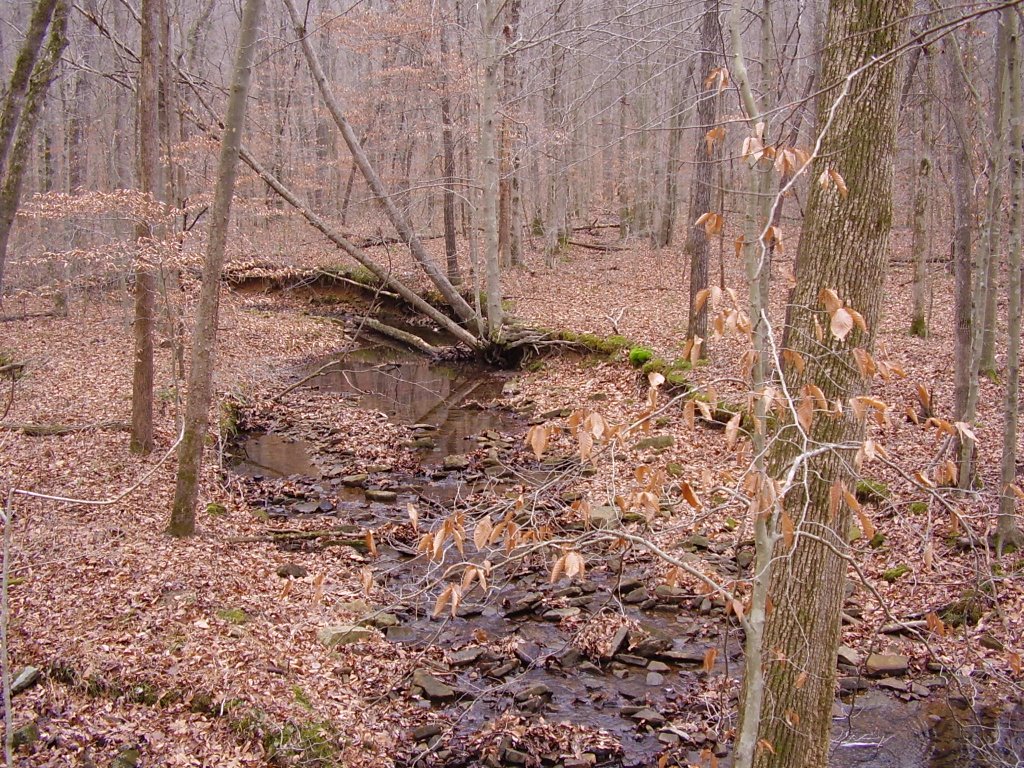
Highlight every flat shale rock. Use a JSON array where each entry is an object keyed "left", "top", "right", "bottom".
[
  {"left": 865, "top": 653, "right": 909, "bottom": 677},
  {"left": 412, "top": 668, "right": 456, "bottom": 701},
  {"left": 318, "top": 624, "right": 376, "bottom": 647}
]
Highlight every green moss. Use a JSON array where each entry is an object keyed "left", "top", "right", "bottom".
[
  {"left": 941, "top": 589, "right": 988, "bottom": 627},
  {"left": 264, "top": 721, "right": 340, "bottom": 766},
  {"left": 217, "top": 608, "right": 249, "bottom": 625},
  {"left": 856, "top": 479, "right": 891, "bottom": 505},
  {"left": 724, "top": 517, "right": 739, "bottom": 531},
  {"left": 666, "top": 462, "right": 683, "bottom": 477},
  {"left": 206, "top": 502, "right": 228, "bottom": 517},
  {"left": 629, "top": 347, "right": 655, "bottom": 367},
  {"left": 908, "top": 501, "right": 928, "bottom": 515},
  {"left": 909, "top": 315, "right": 928, "bottom": 338},
  {"left": 881, "top": 564, "right": 909, "bottom": 583},
  {"left": 557, "top": 330, "right": 631, "bottom": 358},
  {"left": 292, "top": 685, "right": 314, "bottom": 711},
  {"left": 219, "top": 399, "right": 242, "bottom": 439},
  {"left": 869, "top": 532, "right": 887, "bottom": 549}
]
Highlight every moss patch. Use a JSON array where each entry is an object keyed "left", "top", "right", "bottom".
[
  {"left": 881, "top": 564, "right": 909, "bottom": 583},
  {"left": 628, "top": 346, "right": 655, "bottom": 367},
  {"left": 856, "top": 479, "right": 891, "bottom": 505},
  {"left": 217, "top": 608, "right": 249, "bottom": 625}
]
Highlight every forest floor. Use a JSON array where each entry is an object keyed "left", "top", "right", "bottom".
[{"left": 1, "top": 231, "right": 1022, "bottom": 767}]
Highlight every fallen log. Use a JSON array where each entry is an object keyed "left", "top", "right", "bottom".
[
  {"left": 0, "top": 310, "right": 63, "bottom": 323},
  {"left": 566, "top": 239, "right": 626, "bottom": 252},
  {"left": 349, "top": 316, "right": 441, "bottom": 356},
  {"left": 1, "top": 420, "right": 130, "bottom": 436}
]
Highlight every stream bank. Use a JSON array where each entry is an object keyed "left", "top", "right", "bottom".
[{"left": 226, "top": 321, "right": 1021, "bottom": 768}]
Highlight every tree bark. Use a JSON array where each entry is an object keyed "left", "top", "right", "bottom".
[
  {"left": 131, "top": 0, "right": 163, "bottom": 455},
  {"left": 997, "top": 7, "right": 1023, "bottom": 552},
  {"left": 944, "top": 31, "right": 975, "bottom": 425},
  {"left": 478, "top": 0, "right": 504, "bottom": 340},
  {"left": 909, "top": 51, "right": 933, "bottom": 338},
  {"left": 735, "top": 1, "right": 910, "bottom": 767},
  {"left": 685, "top": 0, "right": 721, "bottom": 346},
  {"left": 979, "top": 15, "right": 1011, "bottom": 376},
  {"left": 170, "top": 0, "right": 263, "bottom": 537},
  {"left": 438, "top": 14, "right": 462, "bottom": 286}
]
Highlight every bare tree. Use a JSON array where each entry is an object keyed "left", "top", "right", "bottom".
[
  {"left": 130, "top": 0, "right": 164, "bottom": 454},
  {"left": 170, "top": 0, "right": 264, "bottom": 537}
]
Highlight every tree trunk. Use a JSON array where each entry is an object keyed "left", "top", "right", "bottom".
[
  {"left": 438, "top": 15, "right": 461, "bottom": 286},
  {"left": 169, "top": 0, "right": 263, "bottom": 538},
  {"left": 131, "top": 0, "right": 163, "bottom": 455},
  {"left": 943, "top": 28, "right": 979, "bottom": 487},
  {"left": 997, "top": 7, "right": 1023, "bottom": 552},
  {"left": 685, "top": 0, "right": 721, "bottom": 345},
  {"left": 734, "top": 1, "right": 910, "bottom": 767},
  {"left": 909, "top": 52, "right": 933, "bottom": 338},
  {"left": 0, "top": 0, "right": 69, "bottom": 299},
  {"left": 505, "top": 0, "right": 524, "bottom": 269},
  {"left": 980, "top": 16, "right": 1011, "bottom": 377},
  {"left": 656, "top": 57, "right": 693, "bottom": 249},
  {"left": 478, "top": 0, "right": 504, "bottom": 340}
]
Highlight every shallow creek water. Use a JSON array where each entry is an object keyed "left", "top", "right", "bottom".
[{"left": 231, "top": 340, "right": 1021, "bottom": 768}]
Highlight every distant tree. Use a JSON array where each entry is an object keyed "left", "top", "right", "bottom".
[{"left": 169, "top": 0, "right": 264, "bottom": 537}]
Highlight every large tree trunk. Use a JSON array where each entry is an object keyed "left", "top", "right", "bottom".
[
  {"left": 734, "top": 1, "right": 910, "bottom": 767},
  {"left": 169, "top": 0, "right": 264, "bottom": 538},
  {"left": 685, "top": 0, "right": 721, "bottom": 346},
  {"left": 997, "top": 7, "right": 1023, "bottom": 552},
  {"left": 478, "top": 0, "right": 504, "bottom": 340},
  {"left": 130, "top": 0, "right": 163, "bottom": 455},
  {"left": 0, "top": 0, "right": 69, "bottom": 300}
]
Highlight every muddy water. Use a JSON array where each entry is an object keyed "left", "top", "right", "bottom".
[{"left": 231, "top": 342, "right": 1022, "bottom": 768}]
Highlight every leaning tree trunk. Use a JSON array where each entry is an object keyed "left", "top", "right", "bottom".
[
  {"left": 0, "top": 0, "right": 59, "bottom": 177},
  {"left": 130, "top": 0, "right": 163, "bottom": 455},
  {"left": 685, "top": 0, "right": 721, "bottom": 346},
  {"left": 169, "top": 0, "right": 263, "bottom": 538},
  {"left": 282, "top": 0, "right": 479, "bottom": 330},
  {"left": 0, "top": 0, "right": 69, "bottom": 300},
  {"left": 997, "top": 6, "right": 1023, "bottom": 553},
  {"left": 734, "top": 1, "right": 911, "bottom": 767}
]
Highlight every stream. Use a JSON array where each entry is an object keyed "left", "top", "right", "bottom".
[{"left": 229, "top": 334, "right": 1023, "bottom": 768}]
